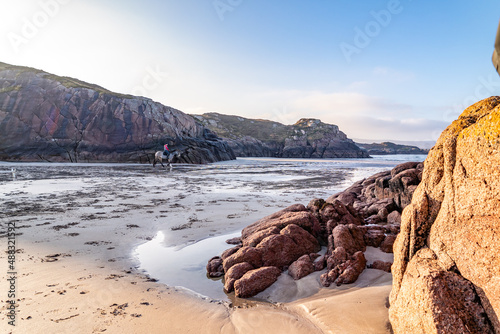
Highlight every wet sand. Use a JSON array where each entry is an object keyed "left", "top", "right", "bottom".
[{"left": 0, "top": 158, "right": 404, "bottom": 333}]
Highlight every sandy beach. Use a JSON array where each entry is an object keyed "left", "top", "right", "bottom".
[{"left": 0, "top": 158, "right": 404, "bottom": 333}]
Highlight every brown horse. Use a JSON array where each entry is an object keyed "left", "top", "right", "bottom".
[{"left": 153, "top": 151, "right": 171, "bottom": 168}]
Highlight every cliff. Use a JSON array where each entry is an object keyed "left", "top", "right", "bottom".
[
  {"left": 193, "top": 113, "right": 370, "bottom": 158},
  {"left": 0, "top": 62, "right": 235, "bottom": 163},
  {"left": 356, "top": 141, "right": 429, "bottom": 155},
  {"left": 389, "top": 97, "right": 500, "bottom": 333}
]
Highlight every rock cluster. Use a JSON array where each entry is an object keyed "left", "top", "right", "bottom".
[
  {"left": 207, "top": 161, "right": 423, "bottom": 297},
  {"left": 0, "top": 62, "right": 235, "bottom": 163},
  {"left": 389, "top": 97, "right": 500, "bottom": 333}
]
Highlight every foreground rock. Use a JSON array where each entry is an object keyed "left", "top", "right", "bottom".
[
  {"left": 389, "top": 97, "right": 500, "bottom": 333},
  {"left": 0, "top": 62, "right": 235, "bottom": 163},
  {"left": 208, "top": 161, "right": 424, "bottom": 297},
  {"left": 234, "top": 267, "right": 282, "bottom": 298}
]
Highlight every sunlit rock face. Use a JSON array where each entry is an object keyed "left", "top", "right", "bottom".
[{"left": 390, "top": 97, "right": 500, "bottom": 333}]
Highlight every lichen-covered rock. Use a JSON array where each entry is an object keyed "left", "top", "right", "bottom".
[
  {"left": 390, "top": 96, "right": 500, "bottom": 333},
  {"left": 390, "top": 248, "right": 493, "bottom": 333},
  {"left": 234, "top": 266, "right": 281, "bottom": 298}
]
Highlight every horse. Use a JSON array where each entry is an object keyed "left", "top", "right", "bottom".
[{"left": 153, "top": 151, "right": 171, "bottom": 168}]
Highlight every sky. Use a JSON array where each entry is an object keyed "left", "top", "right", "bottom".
[{"left": 1, "top": 0, "right": 500, "bottom": 144}]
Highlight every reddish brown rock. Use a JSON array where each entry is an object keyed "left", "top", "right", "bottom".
[
  {"left": 380, "top": 234, "right": 396, "bottom": 253},
  {"left": 242, "top": 226, "right": 280, "bottom": 247},
  {"left": 368, "top": 260, "right": 392, "bottom": 273},
  {"left": 280, "top": 224, "right": 321, "bottom": 254},
  {"left": 255, "top": 234, "right": 302, "bottom": 269},
  {"left": 288, "top": 255, "right": 315, "bottom": 280},
  {"left": 206, "top": 256, "right": 224, "bottom": 278},
  {"left": 234, "top": 266, "right": 281, "bottom": 298},
  {"left": 225, "top": 237, "right": 242, "bottom": 245},
  {"left": 221, "top": 246, "right": 241, "bottom": 260},
  {"left": 326, "top": 246, "right": 348, "bottom": 270},
  {"left": 332, "top": 224, "right": 366, "bottom": 255},
  {"left": 224, "top": 262, "right": 254, "bottom": 292},
  {"left": 313, "top": 254, "right": 326, "bottom": 271},
  {"left": 386, "top": 210, "right": 401, "bottom": 224},
  {"left": 364, "top": 229, "right": 386, "bottom": 248},
  {"left": 241, "top": 204, "right": 310, "bottom": 239},
  {"left": 390, "top": 97, "right": 500, "bottom": 332},
  {"left": 223, "top": 246, "right": 262, "bottom": 272},
  {"left": 335, "top": 251, "right": 367, "bottom": 285}
]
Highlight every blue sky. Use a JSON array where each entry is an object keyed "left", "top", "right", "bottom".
[{"left": 1, "top": 0, "right": 500, "bottom": 143}]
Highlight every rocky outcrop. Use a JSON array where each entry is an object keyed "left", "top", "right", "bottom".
[
  {"left": 389, "top": 97, "right": 500, "bottom": 333},
  {"left": 356, "top": 141, "right": 429, "bottom": 155},
  {"left": 208, "top": 161, "right": 423, "bottom": 297},
  {"left": 0, "top": 62, "right": 235, "bottom": 163},
  {"left": 194, "top": 113, "right": 370, "bottom": 158}
]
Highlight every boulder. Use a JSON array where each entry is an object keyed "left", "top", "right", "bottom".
[
  {"left": 331, "top": 224, "right": 366, "bottom": 255},
  {"left": 368, "top": 260, "right": 392, "bottom": 273},
  {"left": 234, "top": 266, "right": 282, "bottom": 298},
  {"left": 390, "top": 97, "right": 500, "bottom": 332},
  {"left": 223, "top": 246, "right": 262, "bottom": 272},
  {"left": 335, "top": 251, "right": 367, "bottom": 285},
  {"left": 326, "top": 246, "right": 348, "bottom": 270},
  {"left": 224, "top": 262, "right": 254, "bottom": 292},
  {"left": 380, "top": 234, "right": 397, "bottom": 253},
  {"left": 288, "top": 255, "right": 315, "bottom": 280},
  {"left": 255, "top": 234, "right": 303, "bottom": 269},
  {"left": 206, "top": 256, "right": 224, "bottom": 278},
  {"left": 390, "top": 248, "right": 493, "bottom": 333}
]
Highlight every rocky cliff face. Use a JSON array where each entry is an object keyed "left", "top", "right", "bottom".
[
  {"left": 389, "top": 97, "right": 500, "bottom": 333},
  {"left": 356, "top": 141, "right": 429, "bottom": 155},
  {"left": 194, "top": 113, "right": 370, "bottom": 158},
  {"left": 0, "top": 62, "right": 235, "bottom": 163}
]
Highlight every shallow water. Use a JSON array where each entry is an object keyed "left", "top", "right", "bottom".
[{"left": 133, "top": 155, "right": 425, "bottom": 302}]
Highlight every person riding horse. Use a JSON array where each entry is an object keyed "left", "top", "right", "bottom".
[{"left": 163, "top": 143, "right": 170, "bottom": 159}]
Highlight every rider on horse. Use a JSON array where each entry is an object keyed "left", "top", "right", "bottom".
[{"left": 163, "top": 143, "right": 170, "bottom": 159}]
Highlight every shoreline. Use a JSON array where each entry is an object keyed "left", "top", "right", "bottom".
[{"left": 0, "top": 159, "right": 406, "bottom": 333}]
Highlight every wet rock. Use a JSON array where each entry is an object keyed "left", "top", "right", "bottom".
[
  {"left": 313, "top": 254, "right": 326, "bottom": 271},
  {"left": 224, "top": 262, "right": 254, "bottom": 292},
  {"left": 206, "top": 256, "right": 224, "bottom": 278},
  {"left": 363, "top": 229, "right": 386, "bottom": 248},
  {"left": 225, "top": 237, "right": 242, "bottom": 245},
  {"left": 234, "top": 266, "right": 282, "bottom": 298},
  {"left": 288, "top": 255, "right": 315, "bottom": 280}
]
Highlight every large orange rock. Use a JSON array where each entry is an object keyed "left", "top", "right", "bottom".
[{"left": 390, "top": 97, "right": 500, "bottom": 333}]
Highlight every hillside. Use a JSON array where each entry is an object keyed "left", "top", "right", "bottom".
[
  {"left": 193, "top": 113, "right": 370, "bottom": 158},
  {"left": 0, "top": 62, "right": 235, "bottom": 163},
  {"left": 355, "top": 142, "right": 429, "bottom": 155}
]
